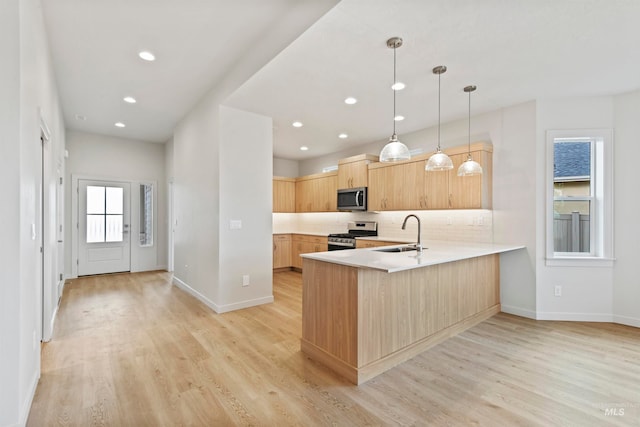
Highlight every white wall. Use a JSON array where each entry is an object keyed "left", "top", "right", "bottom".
[
  {"left": 1, "top": 0, "right": 67, "bottom": 425},
  {"left": 613, "top": 90, "right": 640, "bottom": 327},
  {"left": 170, "top": 1, "right": 339, "bottom": 313},
  {"left": 273, "top": 157, "right": 299, "bottom": 177},
  {"left": 535, "top": 97, "right": 615, "bottom": 321},
  {"left": 0, "top": 1, "right": 22, "bottom": 424},
  {"left": 219, "top": 106, "right": 274, "bottom": 310},
  {"left": 65, "top": 130, "right": 167, "bottom": 276},
  {"left": 172, "top": 93, "right": 222, "bottom": 305}
]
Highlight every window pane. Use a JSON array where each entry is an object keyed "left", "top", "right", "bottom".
[
  {"left": 106, "top": 187, "right": 123, "bottom": 214},
  {"left": 86, "top": 186, "right": 105, "bottom": 214},
  {"left": 553, "top": 200, "right": 590, "bottom": 253},
  {"left": 139, "top": 184, "right": 153, "bottom": 246},
  {"left": 554, "top": 141, "right": 591, "bottom": 196},
  {"left": 87, "top": 214, "right": 105, "bottom": 243},
  {"left": 105, "top": 215, "right": 123, "bottom": 242}
]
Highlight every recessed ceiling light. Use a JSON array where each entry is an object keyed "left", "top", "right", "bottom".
[
  {"left": 344, "top": 97, "right": 357, "bottom": 105},
  {"left": 292, "top": 121, "right": 303, "bottom": 128},
  {"left": 300, "top": 146, "right": 309, "bottom": 151},
  {"left": 394, "top": 115, "right": 405, "bottom": 121},
  {"left": 75, "top": 114, "right": 86, "bottom": 121},
  {"left": 338, "top": 133, "right": 348, "bottom": 139},
  {"left": 138, "top": 51, "right": 155, "bottom": 61},
  {"left": 123, "top": 96, "right": 137, "bottom": 104},
  {"left": 392, "top": 82, "right": 405, "bottom": 90},
  {"left": 115, "top": 122, "right": 126, "bottom": 128}
]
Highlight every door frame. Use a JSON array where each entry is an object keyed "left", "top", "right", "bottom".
[{"left": 71, "top": 174, "right": 133, "bottom": 278}]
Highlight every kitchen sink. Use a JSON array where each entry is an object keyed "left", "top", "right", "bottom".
[{"left": 373, "top": 246, "right": 422, "bottom": 253}]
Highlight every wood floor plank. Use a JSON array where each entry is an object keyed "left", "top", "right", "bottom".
[{"left": 27, "top": 270, "right": 640, "bottom": 426}]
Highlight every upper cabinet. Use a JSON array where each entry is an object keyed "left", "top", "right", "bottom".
[
  {"left": 295, "top": 171, "right": 337, "bottom": 212},
  {"left": 273, "top": 176, "right": 296, "bottom": 213},
  {"left": 446, "top": 144, "right": 492, "bottom": 209},
  {"left": 368, "top": 142, "right": 492, "bottom": 211},
  {"left": 337, "top": 154, "right": 379, "bottom": 189}
]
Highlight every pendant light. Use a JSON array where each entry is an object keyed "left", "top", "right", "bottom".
[
  {"left": 425, "top": 65, "right": 454, "bottom": 171},
  {"left": 379, "top": 37, "right": 410, "bottom": 162},
  {"left": 457, "top": 85, "right": 483, "bottom": 176}
]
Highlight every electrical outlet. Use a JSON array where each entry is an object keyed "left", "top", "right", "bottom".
[
  {"left": 554, "top": 285, "right": 562, "bottom": 297},
  {"left": 446, "top": 217, "right": 452, "bottom": 225},
  {"left": 230, "top": 220, "right": 242, "bottom": 230},
  {"left": 242, "top": 275, "right": 250, "bottom": 287},
  {"left": 477, "top": 216, "right": 484, "bottom": 226}
]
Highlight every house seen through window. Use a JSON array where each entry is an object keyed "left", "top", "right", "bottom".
[{"left": 553, "top": 139, "right": 592, "bottom": 253}]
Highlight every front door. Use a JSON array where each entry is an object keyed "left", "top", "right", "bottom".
[{"left": 78, "top": 180, "right": 131, "bottom": 276}]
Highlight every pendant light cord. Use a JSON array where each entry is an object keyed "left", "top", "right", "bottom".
[
  {"left": 392, "top": 45, "right": 397, "bottom": 136},
  {"left": 468, "top": 88, "right": 471, "bottom": 154},
  {"left": 437, "top": 72, "right": 441, "bottom": 151}
]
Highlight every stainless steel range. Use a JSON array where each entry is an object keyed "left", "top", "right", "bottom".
[{"left": 327, "top": 221, "right": 378, "bottom": 251}]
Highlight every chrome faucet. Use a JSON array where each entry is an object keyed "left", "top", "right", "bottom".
[{"left": 401, "top": 214, "right": 422, "bottom": 253}]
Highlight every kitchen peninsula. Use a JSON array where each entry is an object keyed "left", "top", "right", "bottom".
[{"left": 300, "top": 241, "right": 524, "bottom": 384}]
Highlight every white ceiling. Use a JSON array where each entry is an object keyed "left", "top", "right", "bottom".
[{"left": 44, "top": 0, "right": 640, "bottom": 160}]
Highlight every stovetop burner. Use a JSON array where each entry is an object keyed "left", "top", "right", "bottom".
[{"left": 328, "top": 221, "right": 378, "bottom": 240}]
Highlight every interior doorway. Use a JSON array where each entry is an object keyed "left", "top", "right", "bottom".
[{"left": 77, "top": 180, "right": 131, "bottom": 276}]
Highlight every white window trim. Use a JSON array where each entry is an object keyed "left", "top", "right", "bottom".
[{"left": 545, "top": 129, "right": 614, "bottom": 267}]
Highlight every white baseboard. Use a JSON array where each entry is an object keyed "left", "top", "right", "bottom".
[
  {"left": 172, "top": 276, "right": 274, "bottom": 314},
  {"left": 216, "top": 295, "right": 274, "bottom": 313},
  {"left": 501, "top": 305, "right": 537, "bottom": 319},
  {"left": 613, "top": 314, "right": 640, "bottom": 328},
  {"left": 535, "top": 311, "right": 614, "bottom": 322},
  {"left": 20, "top": 368, "right": 40, "bottom": 427}
]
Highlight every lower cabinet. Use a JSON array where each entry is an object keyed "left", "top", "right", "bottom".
[
  {"left": 273, "top": 234, "right": 292, "bottom": 269},
  {"left": 291, "top": 235, "right": 328, "bottom": 269},
  {"left": 273, "top": 234, "right": 328, "bottom": 270}
]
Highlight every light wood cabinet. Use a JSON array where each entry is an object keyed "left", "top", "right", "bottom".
[
  {"left": 338, "top": 154, "right": 378, "bottom": 189},
  {"left": 273, "top": 234, "right": 292, "bottom": 269},
  {"left": 355, "top": 239, "right": 405, "bottom": 249},
  {"left": 291, "top": 234, "right": 328, "bottom": 269},
  {"left": 447, "top": 149, "right": 492, "bottom": 209},
  {"left": 295, "top": 172, "right": 337, "bottom": 212},
  {"left": 367, "top": 142, "right": 492, "bottom": 211},
  {"left": 273, "top": 177, "right": 296, "bottom": 213},
  {"left": 301, "top": 254, "right": 500, "bottom": 384}
]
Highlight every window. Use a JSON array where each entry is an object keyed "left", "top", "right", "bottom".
[
  {"left": 546, "top": 129, "right": 613, "bottom": 266},
  {"left": 86, "top": 185, "right": 124, "bottom": 243},
  {"left": 139, "top": 183, "right": 153, "bottom": 247}
]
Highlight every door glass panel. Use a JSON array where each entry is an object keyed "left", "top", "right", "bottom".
[
  {"left": 86, "top": 186, "right": 105, "bottom": 214},
  {"left": 86, "top": 185, "right": 124, "bottom": 243},
  {"left": 105, "top": 215, "right": 123, "bottom": 242},
  {"left": 87, "top": 214, "right": 105, "bottom": 243},
  {"left": 106, "top": 187, "right": 123, "bottom": 214}
]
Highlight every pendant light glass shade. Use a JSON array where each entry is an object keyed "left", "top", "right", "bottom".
[
  {"left": 426, "top": 66, "right": 453, "bottom": 171},
  {"left": 426, "top": 150, "right": 454, "bottom": 171},
  {"left": 380, "top": 37, "right": 410, "bottom": 163},
  {"left": 380, "top": 134, "right": 410, "bottom": 162},
  {"left": 457, "top": 85, "right": 483, "bottom": 176}
]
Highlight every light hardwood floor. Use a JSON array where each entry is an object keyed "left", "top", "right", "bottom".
[{"left": 28, "top": 271, "right": 639, "bottom": 426}]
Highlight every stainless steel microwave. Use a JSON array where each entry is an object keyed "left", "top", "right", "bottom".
[{"left": 337, "top": 187, "right": 367, "bottom": 211}]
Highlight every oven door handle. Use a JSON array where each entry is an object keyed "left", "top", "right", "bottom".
[{"left": 328, "top": 241, "right": 355, "bottom": 248}]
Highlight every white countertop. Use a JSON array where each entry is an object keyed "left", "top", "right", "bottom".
[{"left": 300, "top": 240, "right": 525, "bottom": 273}]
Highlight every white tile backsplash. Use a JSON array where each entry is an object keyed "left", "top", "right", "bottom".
[{"left": 273, "top": 209, "right": 493, "bottom": 243}]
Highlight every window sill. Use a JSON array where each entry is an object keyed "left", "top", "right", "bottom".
[{"left": 545, "top": 257, "right": 615, "bottom": 268}]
